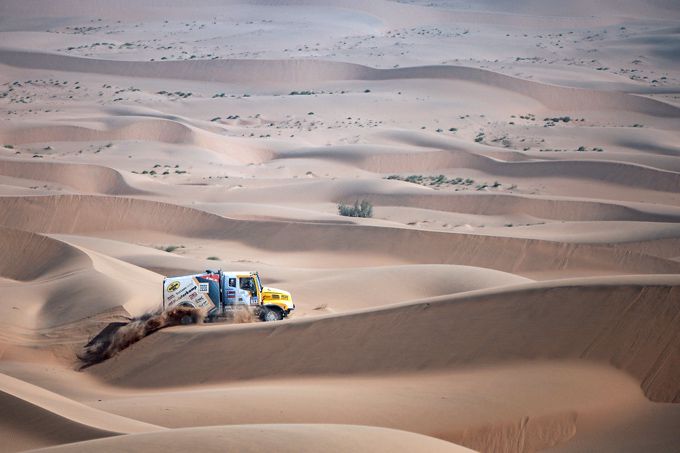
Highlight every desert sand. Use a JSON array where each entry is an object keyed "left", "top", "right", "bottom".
[{"left": 0, "top": 0, "right": 679, "bottom": 451}]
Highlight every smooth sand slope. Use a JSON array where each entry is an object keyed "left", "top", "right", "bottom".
[
  {"left": 26, "top": 424, "right": 471, "bottom": 453},
  {"left": 1, "top": 0, "right": 679, "bottom": 451},
  {"left": 0, "top": 373, "right": 163, "bottom": 452}
]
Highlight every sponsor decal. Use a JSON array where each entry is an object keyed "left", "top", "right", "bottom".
[
  {"left": 164, "top": 277, "right": 217, "bottom": 313},
  {"left": 166, "top": 281, "right": 181, "bottom": 292}
]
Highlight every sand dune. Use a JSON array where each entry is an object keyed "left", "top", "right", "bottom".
[
  {"left": 0, "top": 118, "right": 273, "bottom": 165},
  {"left": 1, "top": 0, "right": 679, "bottom": 451},
  {"left": 363, "top": 192, "right": 680, "bottom": 223},
  {"left": 88, "top": 362, "right": 680, "bottom": 452},
  {"left": 1, "top": 195, "right": 678, "bottom": 277},
  {"left": 276, "top": 144, "right": 680, "bottom": 193},
  {"left": 0, "top": 227, "right": 89, "bottom": 281},
  {"left": 281, "top": 264, "right": 533, "bottom": 313},
  {"left": 0, "top": 120, "right": 195, "bottom": 146},
  {"left": 0, "top": 226, "right": 161, "bottom": 330},
  {"left": 0, "top": 373, "right": 162, "bottom": 453},
  {"left": 89, "top": 275, "right": 680, "bottom": 403},
  {"left": 2, "top": 48, "right": 678, "bottom": 117},
  {"left": 0, "top": 159, "right": 142, "bottom": 195},
  {"left": 26, "top": 424, "right": 470, "bottom": 453}
]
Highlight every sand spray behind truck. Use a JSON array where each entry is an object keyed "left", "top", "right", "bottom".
[
  {"left": 78, "top": 269, "right": 292, "bottom": 368},
  {"left": 78, "top": 305, "right": 255, "bottom": 368}
]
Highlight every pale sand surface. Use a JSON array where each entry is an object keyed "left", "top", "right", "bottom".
[{"left": 0, "top": 0, "right": 679, "bottom": 451}]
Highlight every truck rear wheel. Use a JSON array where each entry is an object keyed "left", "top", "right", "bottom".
[{"left": 260, "top": 307, "right": 283, "bottom": 322}]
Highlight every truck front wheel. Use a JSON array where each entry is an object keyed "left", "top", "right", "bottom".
[{"left": 260, "top": 307, "right": 283, "bottom": 322}]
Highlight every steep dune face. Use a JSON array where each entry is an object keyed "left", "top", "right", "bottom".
[
  {"left": 0, "top": 227, "right": 162, "bottom": 329},
  {"left": 90, "top": 276, "right": 680, "bottom": 403},
  {"left": 0, "top": 195, "right": 678, "bottom": 276},
  {"left": 0, "top": 227, "right": 89, "bottom": 281}
]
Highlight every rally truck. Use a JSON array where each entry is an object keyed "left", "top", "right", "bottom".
[{"left": 162, "top": 270, "right": 294, "bottom": 322}]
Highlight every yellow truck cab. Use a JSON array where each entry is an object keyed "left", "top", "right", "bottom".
[{"left": 162, "top": 269, "right": 294, "bottom": 322}]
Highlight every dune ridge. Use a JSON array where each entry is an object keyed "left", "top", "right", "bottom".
[
  {"left": 24, "top": 424, "right": 470, "bottom": 453},
  {"left": 0, "top": 120, "right": 194, "bottom": 146},
  {"left": 0, "top": 195, "right": 678, "bottom": 276},
  {"left": 276, "top": 145, "right": 680, "bottom": 192},
  {"left": 1, "top": 48, "right": 678, "bottom": 116},
  {"left": 362, "top": 192, "right": 680, "bottom": 223},
  {"left": 0, "top": 159, "right": 142, "bottom": 195},
  {"left": 0, "top": 227, "right": 90, "bottom": 281}
]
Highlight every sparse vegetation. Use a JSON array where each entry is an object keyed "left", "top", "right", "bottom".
[
  {"left": 338, "top": 200, "right": 373, "bottom": 218},
  {"left": 207, "top": 256, "right": 220, "bottom": 260},
  {"left": 157, "top": 245, "right": 185, "bottom": 253},
  {"left": 386, "top": 174, "right": 479, "bottom": 188}
]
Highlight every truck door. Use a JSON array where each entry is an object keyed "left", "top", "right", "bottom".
[
  {"left": 223, "top": 277, "right": 238, "bottom": 309},
  {"left": 238, "top": 276, "right": 260, "bottom": 306}
]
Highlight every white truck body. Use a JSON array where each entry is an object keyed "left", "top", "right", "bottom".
[{"left": 162, "top": 270, "right": 294, "bottom": 321}]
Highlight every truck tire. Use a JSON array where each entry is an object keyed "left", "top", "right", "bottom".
[
  {"left": 260, "top": 307, "right": 283, "bottom": 322},
  {"left": 180, "top": 314, "right": 195, "bottom": 325}
]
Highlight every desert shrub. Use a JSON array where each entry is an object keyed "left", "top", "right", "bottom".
[
  {"left": 207, "top": 256, "right": 220, "bottom": 260},
  {"left": 338, "top": 200, "right": 373, "bottom": 218},
  {"left": 159, "top": 245, "right": 184, "bottom": 252},
  {"left": 432, "top": 174, "right": 447, "bottom": 185}
]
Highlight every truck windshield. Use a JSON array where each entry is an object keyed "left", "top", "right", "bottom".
[{"left": 255, "top": 273, "right": 263, "bottom": 292}]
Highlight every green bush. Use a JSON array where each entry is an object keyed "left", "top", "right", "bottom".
[{"left": 338, "top": 200, "right": 373, "bottom": 218}]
